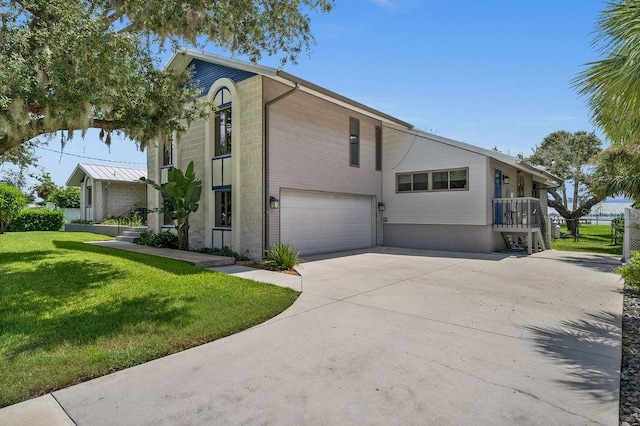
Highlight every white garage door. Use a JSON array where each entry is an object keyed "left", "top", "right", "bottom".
[{"left": 280, "top": 191, "right": 374, "bottom": 256}]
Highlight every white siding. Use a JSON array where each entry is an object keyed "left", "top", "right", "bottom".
[{"left": 382, "top": 126, "right": 489, "bottom": 226}]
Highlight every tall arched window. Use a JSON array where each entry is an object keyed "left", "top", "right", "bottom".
[{"left": 214, "top": 87, "right": 232, "bottom": 157}]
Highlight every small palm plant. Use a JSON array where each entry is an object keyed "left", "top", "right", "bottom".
[
  {"left": 141, "top": 161, "right": 202, "bottom": 251},
  {"left": 264, "top": 242, "right": 299, "bottom": 271}
]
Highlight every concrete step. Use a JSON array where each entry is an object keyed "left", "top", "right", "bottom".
[
  {"left": 116, "top": 235, "right": 139, "bottom": 243},
  {"left": 120, "top": 231, "right": 143, "bottom": 237},
  {"left": 124, "top": 226, "right": 148, "bottom": 233}
]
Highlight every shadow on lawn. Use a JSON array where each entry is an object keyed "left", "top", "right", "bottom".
[
  {"left": 6, "top": 292, "right": 191, "bottom": 358},
  {"left": 2, "top": 245, "right": 195, "bottom": 359},
  {"left": 3, "top": 258, "right": 123, "bottom": 306},
  {"left": 0, "top": 250, "right": 57, "bottom": 266},
  {"left": 524, "top": 311, "right": 621, "bottom": 403},
  {"left": 53, "top": 240, "right": 203, "bottom": 275}
]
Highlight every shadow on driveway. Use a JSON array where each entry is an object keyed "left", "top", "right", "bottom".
[{"left": 524, "top": 311, "right": 621, "bottom": 403}]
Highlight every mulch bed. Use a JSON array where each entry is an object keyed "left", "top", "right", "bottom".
[
  {"left": 621, "top": 286, "right": 640, "bottom": 425},
  {"left": 243, "top": 262, "right": 300, "bottom": 276}
]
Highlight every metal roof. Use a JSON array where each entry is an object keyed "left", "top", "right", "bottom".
[{"left": 66, "top": 163, "right": 147, "bottom": 186}]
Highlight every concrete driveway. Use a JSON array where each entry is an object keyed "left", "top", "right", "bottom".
[{"left": 10, "top": 248, "right": 624, "bottom": 425}]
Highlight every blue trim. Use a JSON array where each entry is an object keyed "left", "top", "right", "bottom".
[
  {"left": 213, "top": 185, "right": 232, "bottom": 191},
  {"left": 187, "top": 59, "right": 256, "bottom": 97},
  {"left": 213, "top": 154, "right": 232, "bottom": 160}
]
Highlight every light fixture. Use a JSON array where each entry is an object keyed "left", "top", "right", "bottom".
[
  {"left": 503, "top": 175, "right": 510, "bottom": 185},
  {"left": 270, "top": 196, "right": 279, "bottom": 209},
  {"left": 378, "top": 202, "right": 385, "bottom": 212}
]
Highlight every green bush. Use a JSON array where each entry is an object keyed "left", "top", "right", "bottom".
[
  {"left": 617, "top": 251, "right": 640, "bottom": 291},
  {"left": 0, "top": 183, "right": 27, "bottom": 233},
  {"left": 197, "top": 246, "right": 249, "bottom": 261},
  {"left": 7, "top": 208, "right": 65, "bottom": 232},
  {"left": 70, "top": 219, "right": 91, "bottom": 224},
  {"left": 48, "top": 187, "right": 80, "bottom": 208},
  {"left": 264, "top": 242, "right": 299, "bottom": 270},
  {"left": 101, "top": 213, "right": 145, "bottom": 227},
  {"left": 137, "top": 230, "right": 178, "bottom": 249}
]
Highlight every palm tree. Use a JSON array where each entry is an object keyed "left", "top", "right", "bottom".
[
  {"left": 575, "top": 1, "right": 640, "bottom": 204},
  {"left": 591, "top": 142, "right": 640, "bottom": 204},
  {"left": 574, "top": 1, "right": 640, "bottom": 144}
]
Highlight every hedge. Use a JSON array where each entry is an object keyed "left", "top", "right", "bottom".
[{"left": 7, "top": 208, "right": 65, "bottom": 232}]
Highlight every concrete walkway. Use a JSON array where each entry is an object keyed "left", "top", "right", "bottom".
[
  {"left": 86, "top": 240, "right": 237, "bottom": 268},
  {"left": 1, "top": 248, "right": 623, "bottom": 425}
]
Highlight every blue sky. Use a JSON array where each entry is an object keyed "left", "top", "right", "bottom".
[{"left": 24, "top": 0, "right": 607, "bottom": 187}]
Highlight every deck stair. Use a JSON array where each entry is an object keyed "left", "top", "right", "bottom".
[
  {"left": 501, "top": 229, "right": 546, "bottom": 254},
  {"left": 493, "top": 197, "right": 548, "bottom": 254}
]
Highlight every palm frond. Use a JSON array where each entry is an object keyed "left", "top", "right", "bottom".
[{"left": 574, "top": 2, "right": 640, "bottom": 143}]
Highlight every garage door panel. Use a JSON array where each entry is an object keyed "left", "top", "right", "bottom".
[{"left": 281, "top": 191, "right": 374, "bottom": 255}]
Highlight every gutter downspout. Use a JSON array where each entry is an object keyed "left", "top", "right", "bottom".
[{"left": 263, "top": 83, "right": 299, "bottom": 256}]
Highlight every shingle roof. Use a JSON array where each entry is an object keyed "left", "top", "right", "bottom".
[{"left": 66, "top": 163, "right": 147, "bottom": 186}]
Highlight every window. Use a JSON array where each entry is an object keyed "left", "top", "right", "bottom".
[
  {"left": 86, "top": 186, "right": 92, "bottom": 206},
  {"left": 163, "top": 212, "right": 174, "bottom": 226},
  {"left": 397, "top": 174, "right": 412, "bottom": 192},
  {"left": 396, "top": 168, "right": 468, "bottom": 192},
  {"left": 349, "top": 117, "right": 359, "bottom": 167},
  {"left": 396, "top": 172, "right": 429, "bottom": 192},
  {"left": 162, "top": 140, "right": 174, "bottom": 166},
  {"left": 412, "top": 173, "right": 429, "bottom": 190},
  {"left": 432, "top": 171, "right": 449, "bottom": 190},
  {"left": 375, "top": 126, "right": 382, "bottom": 171},
  {"left": 215, "top": 190, "right": 232, "bottom": 228},
  {"left": 214, "top": 87, "right": 232, "bottom": 157},
  {"left": 450, "top": 169, "right": 467, "bottom": 189}
]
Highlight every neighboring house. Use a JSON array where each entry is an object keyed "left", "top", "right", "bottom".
[
  {"left": 146, "top": 50, "right": 561, "bottom": 259},
  {"left": 66, "top": 163, "right": 147, "bottom": 222}
]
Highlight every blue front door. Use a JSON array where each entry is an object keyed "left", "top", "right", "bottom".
[{"left": 494, "top": 169, "right": 503, "bottom": 224}]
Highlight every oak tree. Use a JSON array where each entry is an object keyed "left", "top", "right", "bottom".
[
  {"left": 528, "top": 130, "right": 603, "bottom": 230},
  {"left": 0, "top": 0, "right": 333, "bottom": 154}
]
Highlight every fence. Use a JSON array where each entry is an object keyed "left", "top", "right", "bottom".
[{"left": 623, "top": 208, "right": 640, "bottom": 262}]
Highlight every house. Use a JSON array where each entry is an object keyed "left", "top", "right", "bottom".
[
  {"left": 66, "top": 163, "right": 147, "bottom": 222},
  {"left": 146, "top": 50, "right": 561, "bottom": 259}
]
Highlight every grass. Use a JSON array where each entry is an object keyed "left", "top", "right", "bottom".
[
  {"left": 0, "top": 232, "right": 299, "bottom": 408},
  {"left": 551, "top": 224, "right": 622, "bottom": 255}
]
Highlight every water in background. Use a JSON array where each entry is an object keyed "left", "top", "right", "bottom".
[{"left": 549, "top": 201, "right": 632, "bottom": 224}]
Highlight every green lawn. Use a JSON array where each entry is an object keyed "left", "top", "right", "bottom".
[
  {"left": 0, "top": 232, "right": 299, "bottom": 408},
  {"left": 551, "top": 224, "right": 622, "bottom": 255}
]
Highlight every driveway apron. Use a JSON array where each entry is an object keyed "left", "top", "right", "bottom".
[{"left": 51, "top": 248, "right": 622, "bottom": 425}]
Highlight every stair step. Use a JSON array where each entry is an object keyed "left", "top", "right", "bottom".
[
  {"left": 116, "top": 235, "right": 139, "bottom": 243},
  {"left": 121, "top": 231, "right": 143, "bottom": 237}
]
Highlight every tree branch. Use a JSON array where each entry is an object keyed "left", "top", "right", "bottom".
[{"left": 0, "top": 117, "right": 127, "bottom": 154}]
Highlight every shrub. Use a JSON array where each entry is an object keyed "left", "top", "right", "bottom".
[
  {"left": 48, "top": 187, "right": 80, "bottom": 208},
  {"left": 7, "top": 208, "right": 65, "bottom": 232},
  {"left": 0, "top": 183, "right": 27, "bottom": 233},
  {"left": 137, "top": 230, "right": 178, "bottom": 249},
  {"left": 197, "top": 246, "right": 249, "bottom": 261},
  {"left": 617, "top": 251, "right": 640, "bottom": 291},
  {"left": 264, "top": 242, "right": 299, "bottom": 270},
  {"left": 101, "top": 213, "right": 145, "bottom": 227}
]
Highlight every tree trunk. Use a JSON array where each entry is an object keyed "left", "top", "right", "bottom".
[
  {"left": 177, "top": 219, "right": 189, "bottom": 251},
  {"left": 547, "top": 193, "right": 602, "bottom": 236}
]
